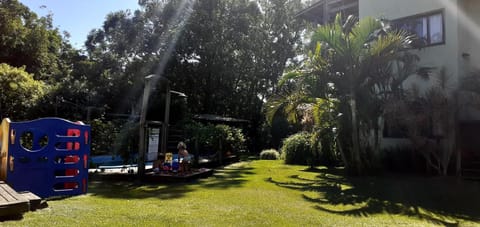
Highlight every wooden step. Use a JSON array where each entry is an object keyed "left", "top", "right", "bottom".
[
  {"left": 0, "top": 182, "right": 29, "bottom": 217},
  {"left": 18, "top": 192, "right": 42, "bottom": 211}
]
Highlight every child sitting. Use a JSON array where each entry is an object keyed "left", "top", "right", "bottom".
[{"left": 177, "top": 142, "right": 191, "bottom": 173}]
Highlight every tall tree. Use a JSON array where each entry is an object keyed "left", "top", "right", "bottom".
[
  {"left": 83, "top": 0, "right": 304, "bottom": 131},
  {"left": 60, "top": 0, "right": 306, "bottom": 154},
  {"left": 0, "top": 0, "right": 64, "bottom": 80}
]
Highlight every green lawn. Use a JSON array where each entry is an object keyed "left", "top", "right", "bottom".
[{"left": 4, "top": 160, "right": 480, "bottom": 226}]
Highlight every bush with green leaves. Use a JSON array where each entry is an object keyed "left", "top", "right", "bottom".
[
  {"left": 185, "top": 122, "right": 246, "bottom": 153},
  {"left": 312, "top": 129, "right": 339, "bottom": 167},
  {"left": 281, "top": 132, "right": 321, "bottom": 167},
  {"left": 0, "top": 63, "right": 48, "bottom": 119},
  {"left": 90, "top": 118, "right": 139, "bottom": 163},
  {"left": 90, "top": 118, "right": 117, "bottom": 156},
  {"left": 259, "top": 149, "right": 280, "bottom": 160}
]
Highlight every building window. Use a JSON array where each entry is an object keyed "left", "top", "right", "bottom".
[{"left": 394, "top": 10, "right": 445, "bottom": 46}]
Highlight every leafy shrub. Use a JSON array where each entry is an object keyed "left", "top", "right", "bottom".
[
  {"left": 313, "top": 129, "right": 339, "bottom": 167},
  {"left": 281, "top": 132, "right": 321, "bottom": 167},
  {"left": 259, "top": 149, "right": 280, "bottom": 160},
  {"left": 90, "top": 118, "right": 138, "bottom": 163},
  {"left": 90, "top": 118, "right": 117, "bottom": 155},
  {"left": 215, "top": 124, "right": 246, "bottom": 152},
  {"left": 0, "top": 63, "right": 47, "bottom": 119},
  {"left": 185, "top": 122, "right": 246, "bottom": 152}
]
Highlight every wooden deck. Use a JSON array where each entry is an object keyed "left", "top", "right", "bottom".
[
  {"left": 18, "top": 192, "right": 42, "bottom": 211},
  {"left": 0, "top": 182, "right": 42, "bottom": 217},
  {"left": 0, "top": 181, "right": 29, "bottom": 217}
]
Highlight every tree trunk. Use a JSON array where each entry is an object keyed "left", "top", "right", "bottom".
[
  {"left": 454, "top": 93, "right": 462, "bottom": 177},
  {"left": 350, "top": 93, "right": 362, "bottom": 175},
  {"left": 336, "top": 136, "right": 349, "bottom": 170},
  {"left": 372, "top": 116, "right": 383, "bottom": 169}
]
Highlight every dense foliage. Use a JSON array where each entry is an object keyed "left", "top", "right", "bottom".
[
  {"left": 83, "top": 0, "right": 304, "bottom": 129},
  {"left": 0, "top": 63, "right": 47, "bottom": 119},
  {"left": 185, "top": 122, "right": 246, "bottom": 153},
  {"left": 269, "top": 15, "right": 423, "bottom": 174},
  {"left": 0, "top": 0, "right": 66, "bottom": 81},
  {"left": 89, "top": 118, "right": 140, "bottom": 161},
  {"left": 0, "top": 0, "right": 305, "bottom": 155}
]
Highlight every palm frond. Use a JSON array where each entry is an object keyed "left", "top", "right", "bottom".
[
  {"left": 369, "top": 30, "right": 409, "bottom": 59},
  {"left": 266, "top": 97, "right": 288, "bottom": 125},
  {"left": 312, "top": 98, "right": 338, "bottom": 128},
  {"left": 350, "top": 17, "right": 381, "bottom": 56},
  {"left": 311, "top": 14, "right": 347, "bottom": 57},
  {"left": 278, "top": 71, "right": 303, "bottom": 87},
  {"left": 266, "top": 91, "right": 317, "bottom": 125},
  {"left": 342, "top": 14, "right": 358, "bottom": 35}
]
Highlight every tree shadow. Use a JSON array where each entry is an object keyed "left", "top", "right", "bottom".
[
  {"left": 88, "top": 162, "right": 255, "bottom": 199},
  {"left": 198, "top": 165, "right": 255, "bottom": 189},
  {"left": 88, "top": 180, "right": 195, "bottom": 200},
  {"left": 267, "top": 168, "right": 480, "bottom": 226},
  {"left": 0, "top": 214, "right": 23, "bottom": 222}
]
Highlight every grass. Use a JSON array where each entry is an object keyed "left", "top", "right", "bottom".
[{"left": 3, "top": 160, "right": 480, "bottom": 226}]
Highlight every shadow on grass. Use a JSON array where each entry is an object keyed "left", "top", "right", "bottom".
[
  {"left": 268, "top": 168, "right": 480, "bottom": 226},
  {"left": 198, "top": 165, "right": 255, "bottom": 189},
  {"left": 88, "top": 180, "right": 195, "bottom": 200},
  {"left": 88, "top": 162, "right": 255, "bottom": 199},
  {"left": 0, "top": 214, "right": 23, "bottom": 222}
]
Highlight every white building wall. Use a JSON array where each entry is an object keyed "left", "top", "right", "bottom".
[
  {"left": 359, "top": 0, "right": 460, "bottom": 94},
  {"left": 458, "top": 0, "right": 480, "bottom": 73},
  {"left": 359, "top": 0, "right": 464, "bottom": 148},
  {"left": 458, "top": 0, "right": 480, "bottom": 121}
]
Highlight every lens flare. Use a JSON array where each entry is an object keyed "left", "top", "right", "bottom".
[
  {"left": 112, "top": 0, "right": 196, "bottom": 157},
  {"left": 438, "top": 0, "right": 480, "bottom": 45}
]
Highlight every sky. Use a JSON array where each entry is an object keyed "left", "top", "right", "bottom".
[{"left": 19, "top": 0, "right": 141, "bottom": 48}]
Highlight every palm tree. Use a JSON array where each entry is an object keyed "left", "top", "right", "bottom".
[{"left": 268, "top": 14, "right": 419, "bottom": 175}]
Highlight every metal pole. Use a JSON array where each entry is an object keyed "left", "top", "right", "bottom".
[
  {"left": 87, "top": 106, "right": 92, "bottom": 122},
  {"left": 160, "top": 85, "right": 171, "bottom": 156},
  {"left": 138, "top": 75, "right": 156, "bottom": 177}
]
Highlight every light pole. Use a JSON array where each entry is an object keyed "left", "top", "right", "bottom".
[{"left": 160, "top": 84, "right": 171, "bottom": 157}]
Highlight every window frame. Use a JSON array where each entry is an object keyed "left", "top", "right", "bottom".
[{"left": 392, "top": 9, "right": 446, "bottom": 47}]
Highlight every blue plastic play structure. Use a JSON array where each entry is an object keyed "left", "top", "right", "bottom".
[{"left": 0, "top": 118, "right": 90, "bottom": 198}]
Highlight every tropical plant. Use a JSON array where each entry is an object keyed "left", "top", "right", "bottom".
[{"left": 268, "top": 14, "right": 423, "bottom": 175}]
